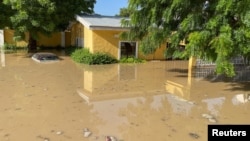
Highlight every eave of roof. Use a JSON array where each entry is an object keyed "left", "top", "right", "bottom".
[{"left": 76, "top": 14, "right": 130, "bottom": 30}]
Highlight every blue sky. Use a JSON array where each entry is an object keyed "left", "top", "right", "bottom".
[{"left": 94, "top": 0, "right": 128, "bottom": 16}]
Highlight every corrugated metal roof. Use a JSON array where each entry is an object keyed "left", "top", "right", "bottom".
[{"left": 76, "top": 14, "right": 129, "bottom": 30}]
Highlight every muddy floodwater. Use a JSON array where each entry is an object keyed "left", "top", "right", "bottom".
[{"left": 0, "top": 51, "right": 250, "bottom": 141}]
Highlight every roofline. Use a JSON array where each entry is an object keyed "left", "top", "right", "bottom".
[
  {"left": 76, "top": 15, "right": 91, "bottom": 28},
  {"left": 89, "top": 26, "right": 130, "bottom": 31},
  {"left": 75, "top": 15, "right": 130, "bottom": 31}
]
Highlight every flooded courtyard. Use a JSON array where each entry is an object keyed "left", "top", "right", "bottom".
[{"left": 0, "top": 51, "right": 249, "bottom": 141}]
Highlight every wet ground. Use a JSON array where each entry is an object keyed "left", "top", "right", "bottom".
[{"left": 0, "top": 50, "right": 249, "bottom": 141}]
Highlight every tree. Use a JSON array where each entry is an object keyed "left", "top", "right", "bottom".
[
  {"left": 3, "top": 0, "right": 96, "bottom": 50},
  {"left": 0, "top": 0, "right": 14, "bottom": 28},
  {"left": 121, "top": 0, "right": 250, "bottom": 77},
  {"left": 116, "top": 7, "right": 131, "bottom": 17}
]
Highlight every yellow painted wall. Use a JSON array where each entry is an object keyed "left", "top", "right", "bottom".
[
  {"left": 4, "top": 29, "right": 66, "bottom": 48},
  {"left": 70, "top": 22, "right": 167, "bottom": 60},
  {"left": 92, "top": 30, "right": 122, "bottom": 58},
  {"left": 70, "top": 22, "right": 85, "bottom": 47},
  {"left": 4, "top": 29, "right": 29, "bottom": 47},
  {"left": 65, "top": 31, "right": 71, "bottom": 47},
  {"left": 37, "top": 32, "right": 61, "bottom": 47},
  {"left": 138, "top": 43, "right": 166, "bottom": 60},
  {"left": 70, "top": 23, "right": 77, "bottom": 46},
  {"left": 84, "top": 26, "right": 93, "bottom": 51}
]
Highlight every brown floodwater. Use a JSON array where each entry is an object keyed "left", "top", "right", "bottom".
[{"left": 0, "top": 50, "right": 249, "bottom": 141}]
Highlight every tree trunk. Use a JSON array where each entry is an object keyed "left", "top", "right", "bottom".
[{"left": 27, "top": 36, "right": 37, "bottom": 52}]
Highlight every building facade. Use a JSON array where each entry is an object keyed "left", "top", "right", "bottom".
[{"left": 70, "top": 15, "right": 167, "bottom": 60}]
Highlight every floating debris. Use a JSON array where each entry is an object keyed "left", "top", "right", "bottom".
[
  {"left": 202, "top": 113, "right": 213, "bottom": 119},
  {"left": 202, "top": 113, "right": 217, "bottom": 123},
  {"left": 83, "top": 128, "right": 92, "bottom": 137},
  {"left": 56, "top": 131, "right": 63, "bottom": 135},
  {"left": 208, "top": 118, "right": 217, "bottom": 123},
  {"left": 189, "top": 132, "right": 200, "bottom": 139},
  {"left": 106, "top": 136, "right": 117, "bottom": 141}
]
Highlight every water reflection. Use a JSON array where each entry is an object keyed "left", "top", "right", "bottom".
[
  {"left": 77, "top": 63, "right": 167, "bottom": 103},
  {"left": 0, "top": 52, "right": 249, "bottom": 141},
  {"left": 75, "top": 60, "right": 249, "bottom": 140}
]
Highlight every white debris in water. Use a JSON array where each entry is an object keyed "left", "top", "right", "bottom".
[
  {"left": 208, "top": 118, "right": 217, "bottom": 123},
  {"left": 106, "top": 136, "right": 117, "bottom": 141},
  {"left": 110, "top": 136, "right": 117, "bottom": 141},
  {"left": 83, "top": 128, "right": 92, "bottom": 137},
  {"left": 202, "top": 113, "right": 217, "bottom": 123},
  {"left": 56, "top": 131, "right": 63, "bottom": 135},
  {"left": 202, "top": 114, "right": 213, "bottom": 119}
]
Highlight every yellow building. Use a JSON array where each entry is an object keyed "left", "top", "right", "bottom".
[
  {"left": 1, "top": 28, "right": 71, "bottom": 48},
  {"left": 70, "top": 14, "right": 167, "bottom": 60},
  {"left": 1, "top": 15, "right": 167, "bottom": 60}
]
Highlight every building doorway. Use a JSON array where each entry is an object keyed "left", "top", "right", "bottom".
[{"left": 119, "top": 41, "right": 138, "bottom": 59}]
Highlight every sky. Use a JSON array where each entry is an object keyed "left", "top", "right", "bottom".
[{"left": 94, "top": 0, "right": 128, "bottom": 16}]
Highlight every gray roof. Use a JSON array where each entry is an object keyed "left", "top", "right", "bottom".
[{"left": 76, "top": 15, "right": 129, "bottom": 30}]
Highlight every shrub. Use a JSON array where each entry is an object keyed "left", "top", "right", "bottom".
[
  {"left": 2, "top": 43, "right": 27, "bottom": 53},
  {"left": 70, "top": 48, "right": 118, "bottom": 65},
  {"left": 91, "top": 52, "right": 118, "bottom": 64},
  {"left": 119, "top": 57, "right": 146, "bottom": 63},
  {"left": 3, "top": 43, "right": 17, "bottom": 50},
  {"left": 71, "top": 48, "right": 92, "bottom": 64}
]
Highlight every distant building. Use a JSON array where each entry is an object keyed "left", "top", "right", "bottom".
[{"left": 69, "top": 14, "right": 166, "bottom": 60}]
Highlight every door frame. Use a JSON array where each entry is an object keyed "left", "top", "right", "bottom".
[{"left": 118, "top": 41, "right": 138, "bottom": 60}]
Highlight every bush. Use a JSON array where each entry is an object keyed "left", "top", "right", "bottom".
[
  {"left": 91, "top": 52, "right": 118, "bottom": 64},
  {"left": 70, "top": 48, "right": 118, "bottom": 65},
  {"left": 2, "top": 43, "right": 27, "bottom": 53},
  {"left": 4, "top": 43, "right": 17, "bottom": 50},
  {"left": 119, "top": 57, "right": 146, "bottom": 63},
  {"left": 71, "top": 48, "right": 92, "bottom": 64}
]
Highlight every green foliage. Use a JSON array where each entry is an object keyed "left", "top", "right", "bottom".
[
  {"left": 122, "top": 0, "right": 250, "bottom": 77},
  {"left": 119, "top": 57, "right": 146, "bottom": 63},
  {"left": 3, "top": 43, "right": 17, "bottom": 50},
  {"left": 71, "top": 48, "right": 92, "bottom": 64},
  {"left": 70, "top": 48, "right": 118, "bottom": 65},
  {"left": 2, "top": 0, "right": 96, "bottom": 46},
  {"left": 116, "top": 7, "right": 132, "bottom": 17},
  {"left": 0, "top": 1, "right": 14, "bottom": 28},
  {"left": 91, "top": 53, "right": 118, "bottom": 64},
  {"left": 3, "top": 43, "right": 27, "bottom": 53}
]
